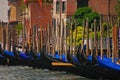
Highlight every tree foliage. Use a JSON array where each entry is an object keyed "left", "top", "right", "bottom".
[
  {"left": 116, "top": 0, "right": 120, "bottom": 17},
  {"left": 20, "top": 0, "right": 27, "bottom": 11},
  {"left": 115, "top": 0, "right": 120, "bottom": 25},
  {"left": 73, "top": 7, "right": 100, "bottom": 26},
  {"left": 67, "top": 26, "right": 84, "bottom": 46},
  {"left": 67, "top": 26, "right": 103, "bottom": 46}
]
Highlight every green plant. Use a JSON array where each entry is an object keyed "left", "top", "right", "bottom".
[
  {"left": 73, "top": 7, "right": 100, "bottom": 27},
  {"left": 67, "top": 26, "right": 85, "bottom": 46},
  {"left": 15, "top": 23, "right": 23, "bottom": 35},
  {"left": 102, "top": 22, "right": 112, "bottom": 37},
  {"left": 67, "top": 25, "right": 102, "bottom": 46}
]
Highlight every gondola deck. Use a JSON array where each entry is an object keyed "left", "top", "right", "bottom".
[{"left": 52, "top": 62, "right": 74, "bottom": 66}]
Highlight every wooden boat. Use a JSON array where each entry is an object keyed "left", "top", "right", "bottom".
[
  {"left": 73, "top": 18, "right": 111, "bottom": 79},
  {"left": 88, "top": 52, "right": 120, "bottom": 80},
  {"left": 98, "top": 56, "right": 120, "bottom": 71},
  {"left": 38, "top": 46, "right": 74, "bottom": 71},
  {"left": 66, "top": 50, "right": 101, "bottom": 79},
  {"left": 3, "top": 46, "right": 22, "bottom": 66},
  {"left": 0, "top": 54, "right": 5, "bottom": 65},
  {"left": 0, "top": 46, "right": 7, "bottom": 65},
  {"left": 86, "top": 17, "right": 120, "bottom": 80},
  {"left": 18, "top": 48, "right": 40, "bottom": 68},
  {"left": 77, "top": 44, "right": 120, "bottom": 80}
]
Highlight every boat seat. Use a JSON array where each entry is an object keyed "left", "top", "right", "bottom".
[{"left": 116, "top": 60, "right": 120, "bottom": 65}]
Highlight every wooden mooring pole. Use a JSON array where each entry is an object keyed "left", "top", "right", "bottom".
[
  {"left": 1, "top": 21, "right": 6, "bottom": 50},
  {"left": 94, "top": 19, "right": 97, "bottom": 56},
  {"left": 100, "top": 14, "right": 103, "bottom": 59},
  {"left": 86, "top": 18, "right": 89, "bottom": 56},
  {"left": 70, "top": 21, "right": 73, "bottom": 55},
  {"left": 81, "top": 19, "right": 85, "bottom": 51},
  {"left": 73, "top": 20, "right": 77, "bottom": 54}
]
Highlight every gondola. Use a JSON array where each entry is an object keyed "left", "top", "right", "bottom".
[
  {"left": 77, "top": 46, "right": 116, "bottom": 80},
  {"left": 84, "top": 18, "right": 120, "bottom": 80},
  {"left": 53, "top": 51, "right": 68, "bottom": 62},
  {"left": 93, "top": 54, "right": 120, "bottom": 80},
  {"left": 3, "top": 50, "right": 19, "bottom": 66},
  {"left": 66, "top": 50, "right": 101, "bottom": 79},
  {"left": 38, "top": 46, "right": 74, "bottom": 71},
  {"left": 18, "top": 47, "right": 41, "bottom": 68},
  {"left": 2, "top": 45, "right": 35, "bottom": 66},
  {"left": 3, "top": 46, "right": 21, "bottom": 66},
  {"left": 0, "top": 45, "right": 7, "bottom": 65},
  {"left": 98, "top": 56, "right": 120, "bottom": 71},
  {"left": 86, "top": 50, "right": 120, "bottom": 80},
  {"left": 3, "top": 46, "right": 19, "bottom": 66}
]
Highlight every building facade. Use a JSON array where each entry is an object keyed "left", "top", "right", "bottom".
[
  {"left": 76, "top": 0, "right": 117, "bottom": 16},
  {"left": 9, "top": 1, "right": 22, "bottom": 22},
  {"left": 88, "top": 0, "right": 117, "bottom": 16},
  {"left": 0, "top": 0, "right": 21, "bottom": 50},
  {"left": 52, "top": 0, "right": 77, "bottom": 52},
  {"left": 22, "top": 1, "right": 53, "bottom": 52}
]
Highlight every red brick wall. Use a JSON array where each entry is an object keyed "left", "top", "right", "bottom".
[
  {"left": 27, "top": 3, "right": 52, "bottom": 45},
  {"left": 67, "top": 0, "right": 77, "bottom": 16},
  {"left": 89, "top": 0, "right": 117, "bottom": 15},
  {"left": 30, "top": 3, "right": 52, "bottom": 29},
  {"left": 30, "top": 3, "right": 39, "bottom": 27}
]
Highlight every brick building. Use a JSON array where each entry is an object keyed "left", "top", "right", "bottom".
[
  {"left": 88, "top": 0, "right": 117, "bottom": 16},
  {"left": 14, "top": 0, "right": 118, "bottom": 51},
  {"left": 22, "top": 0, "right": 53, "bottom": 51},
  {"left": 52, "top": 0, "right": 77, "bottom": 52},
  {"left": 77, "top": 0, "right": 117, "bottom": 16}
]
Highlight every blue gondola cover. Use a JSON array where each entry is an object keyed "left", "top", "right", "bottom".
[
  {"left": 98, "top": 57, "right": 120, "bottom": 71},
  {"left": 0, "top": 54, "right": 4, "bottom": 58},
  {"left": 37, "top": 53, "right": 41, "bottom": 59},
  {"left": 4, "top": 50, "right": 14, "bottom": 57},
  {"left": 19, "top": 52, "right": 29, "bottom": 59},
  {"left": 62, "top": 53, "right": 68, "bottom": 62}
]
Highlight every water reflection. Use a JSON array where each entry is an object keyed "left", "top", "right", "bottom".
[{"left": 0, "top": 66, "right": 94, "bottom": 80}]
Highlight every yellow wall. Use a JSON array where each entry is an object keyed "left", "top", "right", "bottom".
[{"left": 9, "top": 3, "right": 17, "bottom": 21}]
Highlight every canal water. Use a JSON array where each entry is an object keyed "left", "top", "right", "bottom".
[{"left": 0, "top": 66, "right": 94, "bottom": 80}]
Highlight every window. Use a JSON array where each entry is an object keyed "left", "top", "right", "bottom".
[
  {"left": 62, "top": 1, "right": 66, "bottom": 13},
  {"left": 52, "top": 18, "right": 56, "bottom": 31},
  {"left": 56, "top": 1, "right": 66, "bottom": 14},
  {"left": 56, "top": 1, "right": 60, "bottom": 14},
  {"left": 77, "top": 0, "right": 88, "bottom": 8}
]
